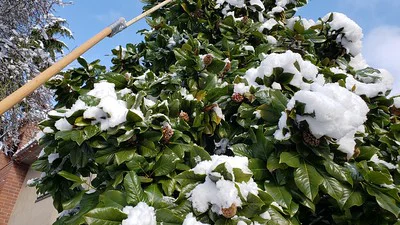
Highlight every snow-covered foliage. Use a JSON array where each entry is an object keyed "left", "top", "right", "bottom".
[
  {"left": 0, "top": 0, "right": 72, "bottom": 155},
  {"left": 275, "top": 83, "right": 369, "bottom": 158},
  {"left": 183, "top": 213, "right": 210, "bottom": 225},
  {"left": 122, "top": 202, "right": 156, "bottom": 225},
  {"left": 32, "top": 0, "right": 400, "bottom": 224},
  {"left": 244, "top": 50, "right": 324, "bottom": 90},
  {"left": 189, "top": 155, "right": 259, "bottom": 215},
  {"left": 321, "top": 12, "right": 363, "bottom": 56}
]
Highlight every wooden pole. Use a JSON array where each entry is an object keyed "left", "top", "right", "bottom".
[
  {"left": 126, "top": 0, "right": 174, "bottom": 27},
  {"left": 0, "top": 0, "right": 174, "bottom": 115}
]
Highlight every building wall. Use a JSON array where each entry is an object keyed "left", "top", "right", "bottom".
[
  {"left": 0, "top": 154, "right": 29, "bottom": 225},
  {"left": 7, "top": 168, "right": 58, "bottom": 225}
]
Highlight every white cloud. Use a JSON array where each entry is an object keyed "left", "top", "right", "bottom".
[
  {"left": 95, "top": 10, "right": 123, "bottom": 23},
  {"left": 363, "top": 26, "right": 400, "bottom": 95}
]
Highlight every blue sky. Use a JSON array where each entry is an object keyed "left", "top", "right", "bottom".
[{"left": 55, "top": 0, "right": 400, "bottom": 93}]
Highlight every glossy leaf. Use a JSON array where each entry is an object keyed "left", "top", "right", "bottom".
[
  {"left": 84, "top": 207, "right": 127, "bottom": 225},
  {"left": 294, "top": 162, "right": 323, "bottom": 200},
  {"left": 123, "top": 171, "right": 147, "bottom": 205}
]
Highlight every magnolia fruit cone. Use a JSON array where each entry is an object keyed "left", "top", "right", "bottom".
[{"left": 221, "top": 203, "right": 237, "bottom": 218}]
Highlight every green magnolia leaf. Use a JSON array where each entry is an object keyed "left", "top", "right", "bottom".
[
  {"left": 103, "top": 72, "right": 128, "bottom": 89},
  {"left": 279, "top": 152, "right": 301, "bottom": 168},
  {"left": 77, "top": 57, "right": 89, "bottom": 69},
  {"left": 99, "top": 190, "right": 127, "bottom": 209},
  {"left": 189, "top": 145, "right": 211, "bottom": 167},
  {"left": 62, "top": 191, "right": 85, "bottom": 210},
  {"left": 159, "top": 179, "right": 176, "bottom": 196},
  {"left": 231, "top": 143, "right": 253, "bottom": 158},
  {"left": 207, "top": 58, "right": 226, "bottom": 74},
  {"left": 291, "top": 190, "right": 316, "bottom": 212},
  {"left": 117, "top": 130, "right": 135, "bottom": 145},
  {"left": 71, "top": 130, "right": 86, "bottom": 145},
  {"left": 264, "top": 183, "right": 292, "bottom": 209},
  {"left": 239, "top": 193, "right": 265, "bottom": 218},
  {"left": 171, "top": 200, "right": 192, "bottom": 216},
  {"left": 212, "top": 163, "right": 233, "bottom": 181},
  {"left": 153, "top": 154, "right": 178, "bottom": 176},
  {"left": 126, "top": 154, "right": 149, "bottom": 172},
  {"left": 250, "top": 127, "right": 274, "bottom": 161},
  {"left": 112, "top": 172, "right": 124, "bottom": 188},
  {"left": 70, "top": 143, "right": 92, "bottom": 168},
  {"left": 357, "top": 146, "right": 379, "bottom": 160},
  {"left": 233, "top": 168, "right": 252, "bottom": 183},
  {"left": 156, "top": 209, "right": 184, "bottom": 224},
  {"left": 139, "top": 139, "right": 158, "bottom": 158},
  {"left": 366, "top": 186, "right": 400, "bottom": 217},
  {"left": 31, "top": 159, "right": 48, "bottom": 171},
  {"left": 84, "top": 125, "right": 101, "bottom": 140},
  {"left": 175, "top": 170, "right": 206, "bottom": 187},
  {"left": 267, "top": 207, "right": 290, "bottom": 225},
  {"left": 63, "top": 193, "right": 100, "bottom": 225},
  {"left": 323, "top": 160, "right": 353, "bottom": 185},
  {"left": 126, "top": 110, "right": 144, "bottom": 122},
  {"left": 320, "top": 175, "right": 344, "bottom": 201},
  {"left": 84, "top": 207, "right": 127, "bottom": 225},
  {"left": 58, "top": 171, "right": 84, "bottom": 184},
  {"left": 294, "top": 20, "right": 305, "bottom": 34},
  {"left": 114, "top": 148, "right": 136, "bottom": 165},
  {"left": 267, "top": 151, "right": 284, "bottom": 172},
  {"left": 144, "top": 184, "right": 171, "bottom": 208},
  {"left": 123, "top": 171, "right": 147, "bottom": 205},
  {"left": 338, "top": 185, "right": 364, "bottom": 209},
  {"left": 294, "top": 162, "right": 323, "bottom": 200},
  {"left": 75, "top": 116, "right": 91, "bottom": 127},
  {"left": 248, "top": 158, "right": 268, "bottom": 181},
  {"left": 365, "top": 170, "right": 393, "bottom": 185}
]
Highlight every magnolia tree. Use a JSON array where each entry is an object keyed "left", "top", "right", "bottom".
[
  {"left": 32, "top": 0, "right": 400, "bottom": 224},
  {"left": 0, "top": 0, "right": 72, "bottom": 154}
]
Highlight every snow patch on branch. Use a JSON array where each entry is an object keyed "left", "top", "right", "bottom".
[
  {"left": 244, "top": 50, "right": 324, "bottom": 90},
  {"left": 275, "top": 83, "right": 369, "bottom": 158},
  {"left": 122, "top": 202, "right": 156, "bottom": 225},
  {"left": 322, "top": 12, "right": 363, "bottom": 56}
]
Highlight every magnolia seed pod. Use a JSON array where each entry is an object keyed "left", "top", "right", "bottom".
[
  {"left": 231, "top": 93, "right": 244, "bottom": 103},
  {"left": 390, "top": 106, "right": 400, "bottom": 117},
  {"left": 221, "top": 203, "right": 237, "bottom": 219},
  {"left": 162, "top": 123, "right": 174, "bottom": 143},
  {"left": 242, "top": 16, "right": 249, "bottom": 24},
  {"left": 203, "top": 54, "right": 213, "bottom": 66},
  {"left": 223, "top": 61, "right": 231, "bottom": 73},
  {"left": 303, "top": 131, "right": 320, "bottom": 147},
  {"left": 179, "top": 111, "right": 190, "bottom": 122},
  {"left": 353, "top": 147, "right": 360, "bottom": 158}
]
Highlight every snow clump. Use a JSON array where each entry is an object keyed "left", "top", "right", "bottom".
[
  {"left": 370, "top": 154, "right": 397, "bottom": 170},
  {"left": 47, "top": 153, "right": 59, "bottom": 164},
  {"left": 55, "top": 118, "right": 73, "bottom": 131},
  {"left": 321, "top": 12, "right": 363, "bottom": 56},
  {"left": 393, "top": 97, "right": 400, "bottom": 108},
  {"left": 183, "top": 213, "right": 210, "bottom": 225},
  {"left": 345, "top": 69, "right": 393, "bottom": 98},
  {"left": 122, "top": 202, "right": 156, "bottom": 225},
  {"left": 189, "top": 155, "right": 259, "bottom": 215},
  {"left": 349, "top": 54, "right": 369, "bottom": 71},
  {"left": 286, "top": 17, "right": 315, "bottom": 30},
  {"left": 214, "top": 0, "right": 266, "bottom": 22},
  {"left": 275, "top": 83, "right": 369, "bottom": 158},
  {"left": 244, "top": 50, "right": 324, "bottom": 91},
  {"left": 51, "top": 81, "right": 132, "bottom": 131}
]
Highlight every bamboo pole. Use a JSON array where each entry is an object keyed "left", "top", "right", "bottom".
[{"left": 0, "top": 0, "right": 174, "bottom": 115}]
